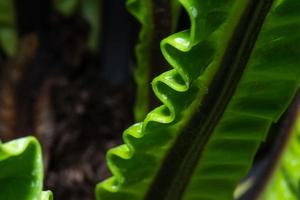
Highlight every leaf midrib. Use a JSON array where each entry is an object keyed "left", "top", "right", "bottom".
[{"left": 145, "top": 0, "right": 274, "bottom": 199}]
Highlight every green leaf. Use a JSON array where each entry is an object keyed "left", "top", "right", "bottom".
[
  {"left": 0, "top": 137, "right": 52, "bottom": 200},
  {"left": 42, "top": 191, "right": 54, "bottom": 200},
  {"left": 81, "top": 0, "right": 102, "bottom": 51},
  {"left": 54, "top": 0, "right": 81, "bottom": 16},
  {"left": 96, "top": 0, "right": 300, "bottom": 199},
  {"left": 0, "top": 0, "right": 17, "bottom": 56},
  {"left": 259, "top": 100, "right": 300, "bottom": 200},
  {"left": 127, "top": 0, "right": 181, "bottom": 121}
]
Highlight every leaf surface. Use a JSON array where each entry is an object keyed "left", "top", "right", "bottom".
[
  {"left": 96, "top": 0, "right": 300, "bottom": 199},
  {"left": 0, "top": 137, "right": 52, "bottom": 200}
]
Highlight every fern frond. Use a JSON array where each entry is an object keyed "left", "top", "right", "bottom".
[{"left": 96, "top": 0, "right": 300, "bottom": 199}]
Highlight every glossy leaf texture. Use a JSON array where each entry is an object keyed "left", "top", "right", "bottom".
[
  {"left": 0, "top": 137, "right": 52, "bottom": 200},
  {"left": 0, "top": 0, "right": 17, "bottom": 56},
  {"left": 127, "top": 0, "right": 181, "bottom": 121},
  {"left": 260, "top": 100, "right": 300, "bottom": 200},
  {"left": 96, "top": 0, "right": 300, "bottom": 200}
]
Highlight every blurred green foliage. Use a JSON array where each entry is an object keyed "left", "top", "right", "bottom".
[
  {"left": 54, "top": 0, "right": 102, "bottom": 51},
  {"left": 0, "top": 0, "right": 17, "bottom": 56}
]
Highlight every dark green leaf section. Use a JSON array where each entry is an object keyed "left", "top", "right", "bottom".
[
  {"left": 127, "top": 0, "right": 180, "bottom": 121},
  {"left": 81, "top": 0, "right": 102, "bottom": 50},
  {"left": 54, "top": 0, "right": 81, "bottom": 16},
  {"left": 260, "top": 100, "right": 300, "bottom": 199},
  {"left": 0, "top": 0, "right": 17, "bottom": 56},
  {"left": 96, "top": 0, "right": 300, "bottom": 199},
  {"left": 0, "top": 137, "right": 52, "bottom": 200}
]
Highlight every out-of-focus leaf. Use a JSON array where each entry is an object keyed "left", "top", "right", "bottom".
[
  {"left": 127, "top": 0, "right": 181, "bottom": 121},
  {"left": 54, "top": 0, "right": 102, "bottom": 51},
  {"left": 54, "top": 0, "right": 80, "bottom": 16},
  {"left": 260, "top": 100, "right": 300, "bottom": 200},
  {"left": 0, "top": 0, "right": 17, "bottom": 56},
  {"left": 0, "top": 137, "right": 52, "bottom": 200},
  {"left": 81, "top": 0, "right": 102, "bottom": 51}
]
